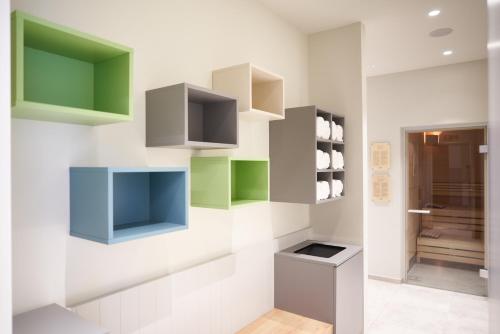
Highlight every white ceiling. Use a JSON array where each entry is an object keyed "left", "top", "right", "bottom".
[{"left": 258, "top": 0, "right": 488, "bottom": 76}]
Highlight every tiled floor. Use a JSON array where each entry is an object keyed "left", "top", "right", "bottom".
[
  {"left": 407, "top": 262, "right": 487, "bottom": 296},
  {"left": 366, "top": 279, "right": 489, "bottom": 334}
]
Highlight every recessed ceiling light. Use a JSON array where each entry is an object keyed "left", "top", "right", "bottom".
[
  {"left": 428, "top": 9, "right": 441, "bottom": 17},
  {"left": 442, "top": 50, "right": 453, "bottom": 56},
  {"left": 429, "top": 28, "right": 453, "bottom": 38}
]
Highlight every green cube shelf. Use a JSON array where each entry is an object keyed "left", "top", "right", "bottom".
[
  {"left": 191, "top": 157, "right": 269, "bottom": 209},
  {"left": 11, "top": 11, "right": 133, "bottom": 125}
]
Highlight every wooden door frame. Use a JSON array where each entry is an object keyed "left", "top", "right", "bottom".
[{"left": 401, "top": 122, "right": 487, "bottom": 282}]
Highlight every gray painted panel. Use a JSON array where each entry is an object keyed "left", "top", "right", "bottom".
[
  {"left": 270, "top": 105, "right": 345, "bottom": 204},
  {"left": 146, "top": 83, "right": 237, "bottom": 148},
  {"left": 146, "top": 83, "right": 185, "bottom": 147},
  {"left": 275, "top": 240, "right": 363, "bottom": 330},
  {"left": 274, "top": 254, "right": 335, "bottom": 323},
  {"left": 335, "top": 252, "right": 364, "bottom": 334},
  {"left": 204, "top": 101, "right": 238, "bottom": 144},
  {"left": 270, "top": 106, "right": 317, "bottom": 203},
  {"left": 187, "top": 102, "right": 205, "bottom": 142}
]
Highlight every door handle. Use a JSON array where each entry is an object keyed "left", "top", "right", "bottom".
[{"left": 408, "top": 209, "right": 431, "bottom": 214}]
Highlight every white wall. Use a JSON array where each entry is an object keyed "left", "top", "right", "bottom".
[
  {"left": 367, "top": 60, "right": 488, "bottom": 281},
  {"left": 71, "top": 241, "right": 275, "bottom": 334},
  {"left": 488, "top": 1, "right": 500, "bottom": 333},
  {"left": 11, "top": 0, "right": 310, "bottom": 314},
  {"left": 0, "top": 0, "right": 12, "bottom": 332},
  {"left": 308, "top": 23, "right": 366, "bottom": 246}
]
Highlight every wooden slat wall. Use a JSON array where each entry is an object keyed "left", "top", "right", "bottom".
[
  {"left": 417, "top": 204, "right": 485, "bottom": 266},
  {"left": 422, "top": 215, "right": 484, "bottom": 232},
  {"left": 432, "top": 183, "right": 484, "bottom": 198},
  {"left": 417, "top": 252, "right": 484, "bottom": 266}
]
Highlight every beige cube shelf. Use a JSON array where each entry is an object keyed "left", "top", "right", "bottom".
[{"left": 212, "top": 63, "right": 284, "bottom": 121}]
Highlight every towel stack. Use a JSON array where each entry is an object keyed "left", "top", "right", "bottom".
[
  {"left": 316, "top": 117, "right": 331, "bottom": 139},
  {"left": 331, "top": 150, "right": 344, "bottom": 170},
  {"left": 331, "top": 180, "right": 343, "bottom": 197},
  {"left": 331, "top": 121, "right": 344, "bottom": 142},
  {"left": 316, "top": 181, "right": 331, "bottom": 201},
  {"left": 316, "top": 149, "right": 331, "bottom": 169}
]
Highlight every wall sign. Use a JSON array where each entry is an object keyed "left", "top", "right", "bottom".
[
  {"left": 372, "top": 174, "right": 391, "bottom": 204},
  {"left": 371, "top": 142, "right": 391, "bottom": 172}
]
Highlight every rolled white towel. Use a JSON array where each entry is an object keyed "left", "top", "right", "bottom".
[
  {"left": 322, "top": 151, "right": 330, "bottom": 169},
  {"left": 331, "top": 180, "right": 343, "bottom": 197},
  {"left": 332, "top": 127, "right": 337, "bottom": 141},
  {"left": 332, "top": 150, "right": 338, "bottom": 169},
  {"left": 332, "top": 151, "right": 344, "bottom": 170},
  {"left": 316, "top": 117, "right": 323, "bottom": 130},
  {"left": 321, "top": 181, "right": 330, "bottom": 199},
  {"left": 338, "top": 152, "right": 344, "bottom": 169},
  {"left": 316, "top": 150, "right": 323, "bottom": 169},
  {"left": 334, "top": 125, "right": 343, "bottom": 142},
  {"left": 316, "top": 117, "right": 324, "bottom": 139},
  {"left": 324, "top": 182, "right": 331, "bottom": 199},
  {"left": 317, "top": 117, "right": 329, "bottom": 139},
  {"left": 332, "top": 151, "right": 338, "bottom": 169},
  {"left": 317, "top": 150, "right": 330, "bottom": 169},
  {"left": 323, "top": 119, "right": 331, "bottom": 139},
  {"left": 322, "top": 121, "right": 329, "bottom": 139},
  {"left": 316, "top": 181, "right": 331, "bottom": 200},
  {"left": 316, "top": 181, "right": 324, "bottom": 200}
]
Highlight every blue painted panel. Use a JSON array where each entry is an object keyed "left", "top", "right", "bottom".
[
  {"left": 150, "top": 171, "right": 187, "bottom": 225},
  {"left": 113, "top": 172, "right": 151, "bottom": 228},
  {"left": 70, "top": 167, "right": 188, "bottom": 244},
  {"left": 70, "top": 168, "right": 110, "bottom": 242},
  {"left": 111, "top": 222, "right": 187, "bottom": 244}
]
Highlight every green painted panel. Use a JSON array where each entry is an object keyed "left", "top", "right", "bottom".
[
  {"left": 231, "top": 160, "right": 269, "bottom": 203},
  {"left": 12, "top": 101, "right": 130, "bottom": 125},
  {"left": 191, "top": 157, "right": 230, "bottom": 209},
  {"left": 11, "top": 10, "right": 133, "bottom": 125},
  {"left": 24, "top": 47, "right": 94, "bottom": 110},
  {"left": 23, "top": 14, "right": 129, "bottom": 62},
  {"left": 191, "top": 157, "right": 269, "bottom": 209},
  {"left": 94, "top": 54, "right": 131, "bottom": 115}
]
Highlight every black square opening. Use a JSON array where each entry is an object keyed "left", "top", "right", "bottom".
[{"left": 294, "top": 243, "right": 346, "bottom": 258}]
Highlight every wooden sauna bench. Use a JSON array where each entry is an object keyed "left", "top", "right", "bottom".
[{"left": 417, "top": 206, "right": 484, "bottom": 266}]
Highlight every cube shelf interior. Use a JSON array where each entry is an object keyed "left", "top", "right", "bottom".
[
  {"left": 212, "top": 63, "right": 284, "bottom": 121},
  {"left": 231, "top": 160, "right": 269, "bottom": 206},
  {"left": 187, "top": 86, "right": 237, "bottom": 146},
  {"left": 146, "top": 83, "right": 238, "bottom": 149},
  {"left": 251, "top": 66, "right": 284, "bottom": 119},
  {"left": 191, "top": 157, "right": 269, "bottom": 209},
  {"left": 70, "top": 168, "right": 187, "bottom": 244},
  {"left": 12, "top": 11, "right": 133, "bottom": 125}
]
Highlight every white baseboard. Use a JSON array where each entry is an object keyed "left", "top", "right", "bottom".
[{"left": 368, "top": 274, "right": 403, "bottom": 284}]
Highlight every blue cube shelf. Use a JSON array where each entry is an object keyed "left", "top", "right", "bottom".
[{"left": 70, "top": 167, "right": 188, "bottom": 244}]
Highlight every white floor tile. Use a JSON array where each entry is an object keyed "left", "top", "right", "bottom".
[{"left": 366, "top": 279, "right": 489, "bottom": 334}]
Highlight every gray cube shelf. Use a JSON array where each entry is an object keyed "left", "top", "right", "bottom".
[
  {"left": 146, "top": 83, "right": 238, "bottom": 149},
  {"left": 270, "top": 105, "right": 345, "bottom": 204}
]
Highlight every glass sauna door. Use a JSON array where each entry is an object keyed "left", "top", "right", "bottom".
[{"left": 405, "top": 128, "right": 487, "bottom": 296}]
